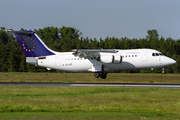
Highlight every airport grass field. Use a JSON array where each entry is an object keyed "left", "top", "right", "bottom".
[
  {"left": 0, "top": 72, "right": 180, "bottom": 83},
  {"left": 0, "top": 73, "right": 180, "bottom": 119}
]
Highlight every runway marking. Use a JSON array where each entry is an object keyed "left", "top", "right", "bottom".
[
  {"left": 70, "top": 84, "right": 180, "bottom": 88},
  {"left": 1, "top": 82, "right": 180, "bottom": 88}
]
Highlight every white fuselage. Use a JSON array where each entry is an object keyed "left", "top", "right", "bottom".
[{"left": 33, "top": 49, "right": 176, "bottom": 72}]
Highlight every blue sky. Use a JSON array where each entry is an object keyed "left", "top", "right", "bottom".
[{"left": 1, "top": 0, "right": 180, "bottom": 39}]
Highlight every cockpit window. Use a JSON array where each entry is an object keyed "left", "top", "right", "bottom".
[
  {"left": 152, "top": 53, "right": 164, "bottom": 57},
  {"left": 156, "top": 53, "right": 159, "bottom": 56},
  {"left": 159, "top": 53, "right": 163, "bottom": 56}
]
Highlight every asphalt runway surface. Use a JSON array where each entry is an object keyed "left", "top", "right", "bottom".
[{"left": 1, "top": 82, "right": 180, "bottom": 88}]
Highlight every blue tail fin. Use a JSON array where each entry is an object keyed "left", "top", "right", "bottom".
[{"left": 13, "top": 31, "right": 55, "bottom": 57}]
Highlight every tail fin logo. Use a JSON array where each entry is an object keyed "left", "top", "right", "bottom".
[
  {"left": 14, "top": 31, "right": 55, "bottom": 57},
  {"left": 20, "top": 35, "right": 37, "bottom": 52}
]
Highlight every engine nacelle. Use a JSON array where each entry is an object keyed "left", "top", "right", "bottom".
[
  {"left": 100, "top": 55, "right": 113, "bottom": 63},
  {"left": 100, "top": 54, "right": 122, "bottom": 64},
  {"left": 113, "top": 55, "right": 122, "bottom": 64}
]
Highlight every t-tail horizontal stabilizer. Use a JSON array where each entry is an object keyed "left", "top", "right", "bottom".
[{"left": 12, "top": 31, "right": 55, "bottom": 57}]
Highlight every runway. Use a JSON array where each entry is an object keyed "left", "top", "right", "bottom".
[{"left": 0, "top": 82, "right": 180, "bottom": 88}]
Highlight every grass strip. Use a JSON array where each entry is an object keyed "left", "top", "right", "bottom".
[
  {"left": 1, "top": 112, "right": 180, "bottom": 120},
  {"left": 0, "top": 73, "right": 180, "bottom": 83},
  {"left": 0, "top": 86, "right": 180, "bottom": 113}
]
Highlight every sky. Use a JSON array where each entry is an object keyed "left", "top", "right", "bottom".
[{"left": 1, "top": 0, "right": 180, "bottom": 40}]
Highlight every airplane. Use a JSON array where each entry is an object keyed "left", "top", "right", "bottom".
[{"left": 10, "top": 30, "right": 176, "bottom": 79}]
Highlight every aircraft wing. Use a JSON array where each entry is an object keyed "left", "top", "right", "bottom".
[{"left": 71, "top": 49, "right": 117, "bottom": 59}]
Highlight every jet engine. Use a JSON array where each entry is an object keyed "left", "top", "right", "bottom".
[
  {"left": 100, "top": 55, "right": 113, "bottom": 63},
  {"left": 100, "top": 54, "right": 122, "bottom": 64}
]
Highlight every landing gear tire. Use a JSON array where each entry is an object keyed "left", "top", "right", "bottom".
[
  {"left": 94, "top": 72, "right": 100, "bottom": 78},
  {"left": 101, "top": 73, "right": 107, "bottom": 79}
]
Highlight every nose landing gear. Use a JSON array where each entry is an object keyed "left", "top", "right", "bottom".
[{"left": 94, "top": 72, "right": 107, "bottom": 79}]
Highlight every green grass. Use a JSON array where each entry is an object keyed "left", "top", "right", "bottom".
[
  {"left": 0, "top": 86, "right": 180, "bottom": 119},
  {"left": 1, "top": 112, "right": 180, "bottom": 120},
  {"left": 1, "top": 73, "right": 180, "bottom": 119},
  {"left": 0, "top": 72, "right": 180, "bottom": 83}
]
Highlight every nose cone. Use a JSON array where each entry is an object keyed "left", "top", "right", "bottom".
[
  {"left": 168, "top": 58, "right": 176, "bottom": 65},
  {"left": 162, "top": 57, "right": 176, "bottom": 66},
  {"left": 169, "top": 59, "right": 176, "bottom": 65}
]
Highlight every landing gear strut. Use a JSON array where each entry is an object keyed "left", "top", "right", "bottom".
[{"left": 94, "top": 72, "right": 107, "bottom": 79}]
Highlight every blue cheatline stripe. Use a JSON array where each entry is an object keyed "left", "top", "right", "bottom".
[{"left": 14, "top": 31, "right": 55, "bottom": 57}]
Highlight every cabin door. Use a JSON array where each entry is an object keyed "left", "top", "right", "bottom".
[
  {"left": 55, "top": 57, "right": 61, "bottom": 66},
  {"left": 141, "top": 53, "right": 148, "bottom": 62}
]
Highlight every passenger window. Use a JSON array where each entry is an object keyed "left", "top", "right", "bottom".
[
  {"left": 152, "top": 53, "right": 155, "bottom": 56},
  {"left": 74, "top": 58, "right": 76, "bottom": 60},
  {"left": 132, "top": 55, "right": 134, "bottom": 57},
  {"left": 71, "top": 58, "right": 73, "bottom": 60},
  {"left": 68, "top": 58, "right": 70, "bottom": 60},
  {"left": 77, "top": 58, "right": 79, "bottom": 60},
  {"left": 125, "top": 55, "right": 127, "bottom": 57},
  {"left": 129, "top": 55, "right": 130, "bottom": 57}
]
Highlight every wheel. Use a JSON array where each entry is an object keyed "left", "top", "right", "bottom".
[
  {"left": 94, "top": 72, "right": 100, "bottom": 78},
  {"left": 101, "top": 73, "right": 107, "bottom": 79}
]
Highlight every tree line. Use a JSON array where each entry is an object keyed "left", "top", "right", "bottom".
[{"left": 0, "top": 26, "right": 179, "bottom": 73}]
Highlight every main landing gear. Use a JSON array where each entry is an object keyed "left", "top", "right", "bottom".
[{"left": 94, "top": 72, "right": 107, "bottom": 79}]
